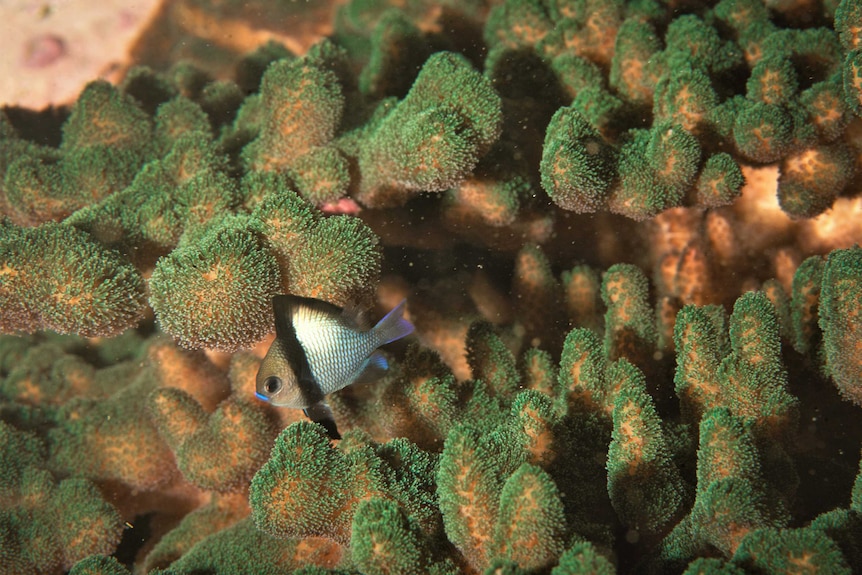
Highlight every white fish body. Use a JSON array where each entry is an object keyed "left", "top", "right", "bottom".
[{"left": 290, "top": 301, "right": 384, "bottom": 394}]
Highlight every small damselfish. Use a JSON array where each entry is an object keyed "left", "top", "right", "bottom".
[{"left": 255, "top": 295, "right": 414, "bottom": 439}]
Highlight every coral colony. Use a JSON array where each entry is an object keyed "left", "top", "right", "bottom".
[{"left": 2, "top": 0, "right": 862, "bottom": 573}]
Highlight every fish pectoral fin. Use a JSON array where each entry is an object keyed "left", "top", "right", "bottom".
[
  {"left": 352, "top": 351, "right": 389, "bottom": 385},
  {"left": 303, "top": 402, "right": 341, "bottom": 440}
]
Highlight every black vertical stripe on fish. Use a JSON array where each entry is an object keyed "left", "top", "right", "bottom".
[{"left": 271, "top": 296, "right": 324, "bottom": 407}]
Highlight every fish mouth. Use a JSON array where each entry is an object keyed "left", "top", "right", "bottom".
[{"left": 254, "top": 392, "right": 270, "bottom": 402}]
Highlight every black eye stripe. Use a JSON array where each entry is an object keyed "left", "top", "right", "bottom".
[{"left": 264, "top": 376, "right": 282, "bottom": 393}]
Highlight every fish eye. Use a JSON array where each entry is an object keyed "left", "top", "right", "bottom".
[{"left": 264, "top": 376, "right": 282, "bottom": 394}]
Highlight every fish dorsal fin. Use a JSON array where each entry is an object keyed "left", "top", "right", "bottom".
[
  {"left": 284, "top": 294, "right": 368, "bottom": 331},
  {"left": 340, "top": 301, "right": 370, "bottom": 331},
  {"left": 282, "top": 294, "right": 347, "bottom": 321}
]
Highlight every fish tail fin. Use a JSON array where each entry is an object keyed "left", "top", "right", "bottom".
[{"left": 372, "top": 299, "right": 414, "bottom": 345}]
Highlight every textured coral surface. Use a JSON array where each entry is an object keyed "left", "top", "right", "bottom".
[{"left": 2, "top": 1, "right": 862, "bottom": 574}]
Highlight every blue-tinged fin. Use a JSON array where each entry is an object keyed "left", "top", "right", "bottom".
[
  {"left": 372, "top": 299, "right": 414, "bottom": 345},
  {"left": 303, "top": 401, "right": 341, "bottom": 440},
  {"left": 352, "top": 351, "right": 389, "bottom": 385}
]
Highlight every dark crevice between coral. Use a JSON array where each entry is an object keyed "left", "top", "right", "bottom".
[
  {"left": 785, "top": 350, "right": 862, "bottom": 525},
  {"left": 3, "top": 105, "right": 67, "bottom": 147},
  {"left": 382, "top": 243, "right": 514, "bottom": 287},
  {"left": 115, "top": 512, "right": 154, "bottom": 570}
]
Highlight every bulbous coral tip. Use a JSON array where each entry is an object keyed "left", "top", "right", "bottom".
[
  {"left": 673, "top": 304, "right": 726, "bottom": 423},
  {"left": 356, "top": 51, "right": 502, "bottom": 207},
  {"left": 287, "top": 214, "right": 381, "bottom": 306},
  {"left": 733, "top": 527, "right": 852, "bottom": 573},
  {"left": 601, "top": 263, "right": 657, "bottom": 370},
  {"left": 0, "top": 223, "right": 147, "bottom": 337},
  {"left": 607, "top": 359, "right": 688, "bottom": 541},
  {"left": 778, "top": 144, "right": 855, "bottom": 219},
  {"left": 69, "top": 554, "right": 131, "bottom": 575},
  {"left": 494, "top": 463, "right": 567, "bottom": 570},
  {"left": 61, "top": 80, "right": 154, "bottom": 154},
  {"left": 151, "top": 393, "right": 278, "bottom": 492},
  {"left": 148, "top": 219, "right": 281, "bottom": 352},
  {"left": 251, "top": 423, "right": 436, "bottom": 548},
  {"left": 350, "top": 497, "right": 432, "bottom": 575},
  {"left": 245, "top": 57, "right": 344, "bottom": 171},
  {"left": 0, "top": 420, "right": 125, "bottom": 574},
  {"left": 819, "top": 246, "right": 862, "bottom": 405},
  {"left": 250, "top": 421, "right": 351, "bottom": 540},
  {"left": 540, "top": 106, "right": 615, "bottom": 213}
]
